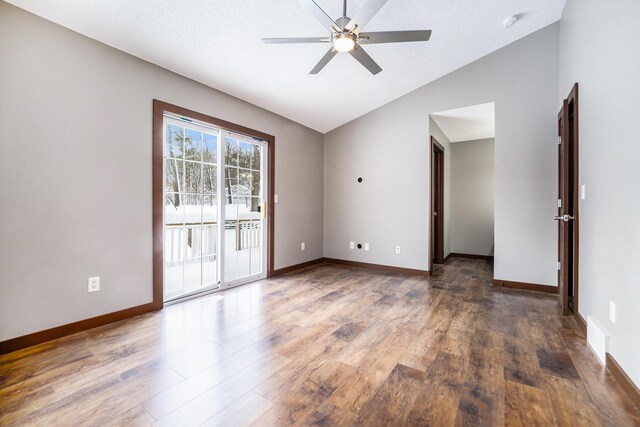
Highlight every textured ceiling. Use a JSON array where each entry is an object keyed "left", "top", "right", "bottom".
[
  {"left": 431, "top": 102, "right": 495, "bottom": 143},
  {"left": 7, "top": 0, "right": 565, "bottom": 133}
]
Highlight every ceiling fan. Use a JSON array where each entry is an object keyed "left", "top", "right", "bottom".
[{"left": 262, "top": 0, "right": 432, "bottom": 75}]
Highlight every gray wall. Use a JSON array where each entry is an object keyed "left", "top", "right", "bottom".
[
  {"left": 560, "top": 0, "right": 640, "bottom": 387},
  {"left": 428, "top": 118, "right": 452, "bottom": 258},
  {"left": 0, "top": 3, "right": 324, "bottom": 341},
  {"left": 450, "top": 139, "right": 495, "bottom": 256},
  {"left": 324, "top": 23, "right": 559, "bottom": 284}
]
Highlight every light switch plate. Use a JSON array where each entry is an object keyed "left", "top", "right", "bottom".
[
  {"left": 274, "top": 194, "right": 279, "bottom": 203},
  {"left": 88, "top": 276, "right": 100, "bottom": 292},
  {"left": 609, "top": 301, "right": 616, "bottom": 324},
  {"left": 580, "top": 185, "right": 586, "bottom": 200}
]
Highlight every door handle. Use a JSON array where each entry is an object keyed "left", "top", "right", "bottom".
[{"left": 554, "top": 215, "right": 574, "bottom": 222}]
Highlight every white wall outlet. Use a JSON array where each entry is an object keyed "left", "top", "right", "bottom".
[
  {"left": 274, "top": 194, "right": 279, "bottom": 203},
  {"left": 395, "top": 246, "right": 401, "bottom": 254},
  {"left": 609, "top": 301, "right": 616, "bottom": 324},
  {"left": 350, "top": 241, "right": 355, "bottom": 249},
  {"left": 364, "top": 243, "right": 370, "bottom": 251},
  {"left": 301, "top": 242, "right": 305, "bottom": 251},
  {"left": 88, "top": 276, "right": 100, "bottom": 292},
  {"left": 580, "top": 185, "right": 586, "bottom": 200}
]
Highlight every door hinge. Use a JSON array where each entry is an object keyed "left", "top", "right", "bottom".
[
  {"left": 557, "top": 198, "right": 562, "bottom": 208},
  {"left": 557, "top": 261, "right": 561, "bottom": 270},
  {"left": 558, "top": 136, "right": 562, "bottom": 145}
]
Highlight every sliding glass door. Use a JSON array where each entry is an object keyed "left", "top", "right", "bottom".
[{"left": 163, "top": 115, "right": 267, "bottom": 302}]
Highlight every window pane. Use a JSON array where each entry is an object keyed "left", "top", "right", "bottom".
[
  {"left": 249, "top": 197, "right": 261, "bottom": 215},
  {"left": 251, "top": 171, "right": 261, "bottom": 197},
  {"left": 203, "top": 164, "right": 217, "bottom": 194},
  {"left": 165, "top": 193, "right": 184, "bottom": 226},
  {"left": 165, "top": 159, "right": 184, "bottom": 193},
  {"left": 164, "top": 227, "right": 184, "bottom": 296},
  {"left": 239, "top": 141, "right": 251, "bottom": 169},
  {"left": 183, "top": 194, "right": 202, "bottom": 226},
  {"left": 185, "top": 161, "right": 202, "bottom": 193},
  {"left": 203, "top": 133, "right": 217, "bottom": 164},
  {"left": 166, "top": 125, "right": 183, "bottom": 159},
  {"left": 185, "top": 129, "right": 202, "bottom": 162},
  {"left": 203, "top": 195, "right": 217, "bottom": 224},
  {"left": 251, "top": 144, "right": 261, "bottom": 170},
  {"left": 239, "top": 169, "right": 251, "bottom": 195},
  {"left": 202, "top": 254, "right": 217, "bottom": 286},
  {"left": 225, "top": 138, "right": 238, "bottom": 166}
]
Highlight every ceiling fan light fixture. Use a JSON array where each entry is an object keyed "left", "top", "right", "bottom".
[{"left": 332, "top": 32, "right": 356, "bottom": 52}]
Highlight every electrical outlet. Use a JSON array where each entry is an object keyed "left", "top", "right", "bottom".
[
  {"left": 364, "top": 243, "right": 369, "bottom": 251},
  {"left": 88, "top": 276, "right": 100, "bottom": 292},
  {"left": 609, "top": 301, "right": 616, "bottom": 324},
  {"left": 350, "top": 241, "right": 355, "bottom": 249},
  {"left": 301, "top": 242, "right": 305, "bottom": 251},
  {"left": 395, "top": 246, "right": 401, "bottom": 254},
  {"left": 274, "top": 194, "right": 279, "bottom": 203}
]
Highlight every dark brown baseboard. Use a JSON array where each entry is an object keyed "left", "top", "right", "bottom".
[
  {"left": 574, "top": 311, "right": 587, "bottom": 334},
  {"left": 606, "top": 353, "right": 640, "bottom": 410},
  {"left": 272, "top": 258, "right": 325, "bottom": 276},
  {"left": 492, "top": 278, "right": 558, "bottom": 294},
  {"left": 324, "top": 258, "right": 428, "bottom": 277},
  {"left": 0, "top": 302, "right": 160, "bottom": 355},
  {"left": 448, "top": 252, "right": 494, "bottom": 261}
]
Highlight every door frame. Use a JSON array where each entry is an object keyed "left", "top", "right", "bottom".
[
  {"left": 153, "top": 100, "right": 275, "bottom": 306},
  {"left": 557, "top": 83, "right": 579, "bottom": 316},
  {"left": 429, "top": 136, "right": 445, "bottom": 274}
]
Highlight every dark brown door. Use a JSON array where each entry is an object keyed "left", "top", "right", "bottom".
[
  {"left": 556, "top": 83, "right": 579, "bottom": 315},
  {"left": 431, "top": 137, "right": 445, "bottom": 269}
]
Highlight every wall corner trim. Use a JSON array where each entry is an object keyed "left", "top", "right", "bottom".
[{"left": 606, "top": 353, "right": 640, "bottom": 410}]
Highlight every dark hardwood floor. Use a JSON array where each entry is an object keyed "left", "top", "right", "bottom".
[{"left": 1, "top": 259, "right": 639, "bottom": 426}]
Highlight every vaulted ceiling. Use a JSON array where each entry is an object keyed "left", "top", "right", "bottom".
[{"left": 7, "top": 0, "right": 565, "bottom": 133}]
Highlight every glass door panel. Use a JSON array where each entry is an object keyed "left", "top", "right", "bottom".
[
  {"left": 163, "top": 116, "right": 221, "bottom": 302},
  {"left": 222, "top": 133, "right": 266, "bottom": 287},
  {"left": 163, "top": 115, "right": 267, "bottom": 302}
]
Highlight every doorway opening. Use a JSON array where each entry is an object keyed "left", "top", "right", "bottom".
[
  {"left": 429, "top": 102, "right": 496, "bottom": 274},
  {"left": 153, "top": 100, "right": 275, "bottom": 304},
  {"left": 557, "top": 83, "right": 579, "bottom": 316}
]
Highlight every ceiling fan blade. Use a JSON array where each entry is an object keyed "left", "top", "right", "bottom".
[
  {"left": 346, "top": 0, "right": 389, "bottom": 33},
  {"left": 298, "top": 0, "right": 340, "bottom": 32},
  {"left": 310, "top": 48, "right": 338, "bottom": 74},
  {"left": 263, "top": 37, "right": 329, "bottom": 44},
  {"left": 349, "top": 45, "right": 382, "bottom": 75},
  {"left": 358, "top": 30, "right": 432, "bottom": 44}
]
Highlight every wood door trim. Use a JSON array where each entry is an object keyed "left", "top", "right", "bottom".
[
  {"left": 153, "top": 100, "right": 275, "bottom": 281},
  {"left": 430, "top": 136, "right": 445, "bottom": 270},
  {"left": 557, "top": 99, "right": 569, "bottom": 313},
  {"left": 567, "top": 83, "right": 580, "bottom": 317}
]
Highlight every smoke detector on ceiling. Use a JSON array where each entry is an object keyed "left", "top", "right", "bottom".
[{"left": 502, "top": 15, "right": 518, "bottom": 28}]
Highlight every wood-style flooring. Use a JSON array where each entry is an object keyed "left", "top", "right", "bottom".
[{"left": 1, "top": 259, "right": 639, "bottom": 426}]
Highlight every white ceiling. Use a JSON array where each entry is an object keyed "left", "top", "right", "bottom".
[
  {"left": 431, "top": 102, "right": 495, "bottom": 143},
  {"left": 7, "top": 0, "right": 565, "bottom": 133}
]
